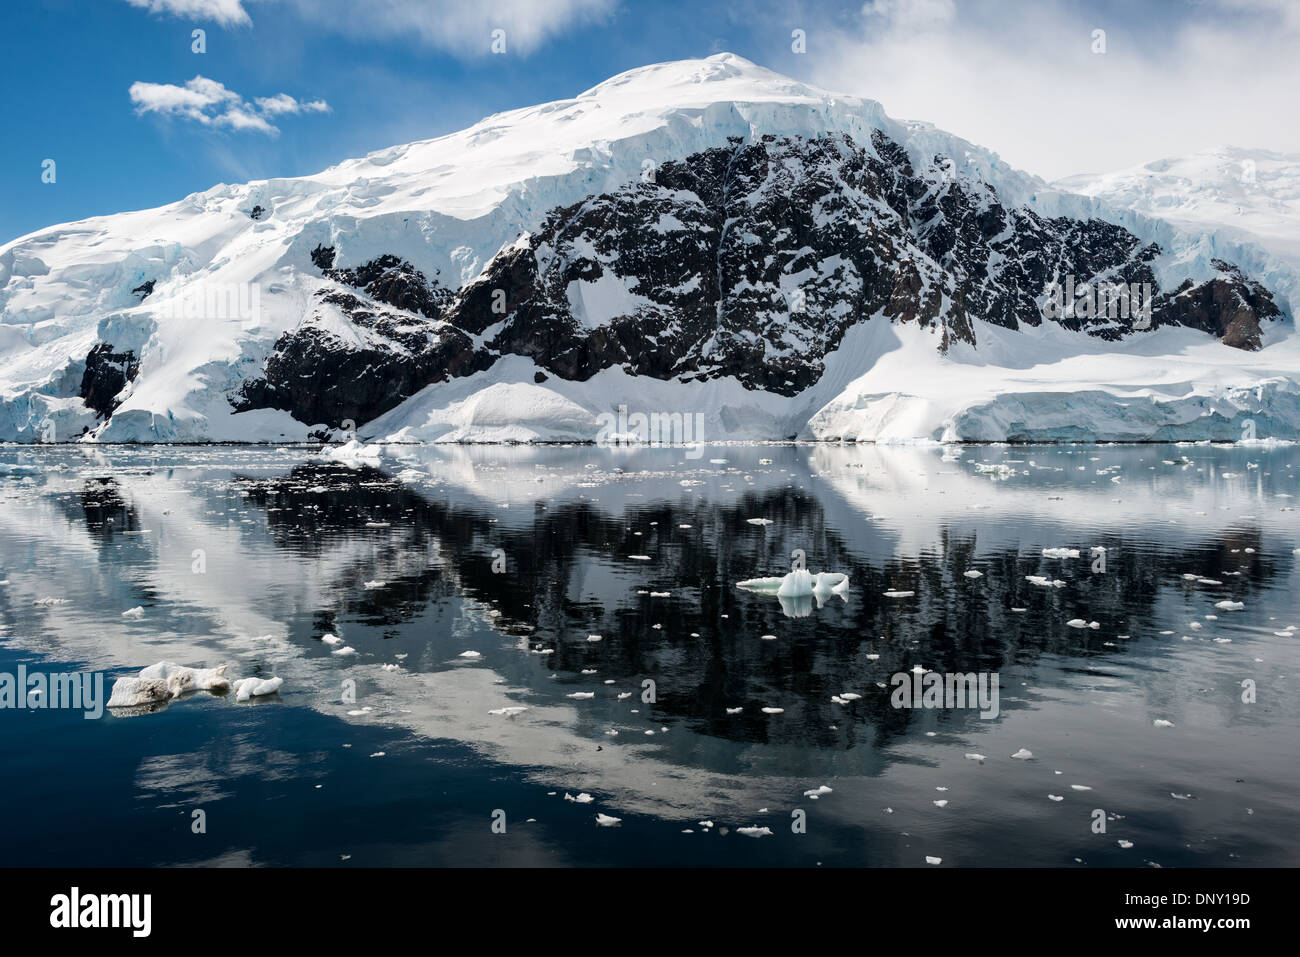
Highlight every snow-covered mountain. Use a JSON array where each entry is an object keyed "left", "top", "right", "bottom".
[
  {"left": 1056, "top": 146, "right": 1300, "bottom": 269},
  {"left": 2, "top": 54, "right": 1297, "bottom": 444}
]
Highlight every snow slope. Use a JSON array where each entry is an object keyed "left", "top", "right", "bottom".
[
  {"left": 1056, "top": 147, "right": 1300, "bottom": 270},
  {"left": 1, "top": 54, "right": 1297, "bottom": 443}
]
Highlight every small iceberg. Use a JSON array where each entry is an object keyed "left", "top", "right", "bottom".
[
  {"left": 233, "top": 676, "right": 283, "bottom": 702},
  {"left": 108, "top": 662, "right": 232, "bottom": 715},
  {"left": 736, "top": 569, "right": 849, "bottom": 618}
]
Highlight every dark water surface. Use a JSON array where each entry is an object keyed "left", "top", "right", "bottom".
[{"left": 1, "top": 442, "right": 1297, "bottom": 866}]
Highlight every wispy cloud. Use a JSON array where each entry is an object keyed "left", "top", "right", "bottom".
[
  {"left": 122, "top": 0, "right": 255, "bottom": 27},
  {"left": 281, "top": 0, "right": 616, "bottom": 55},
  {"left": 123, "top": 0, "right": 615, "bottom": 54},
  {"left": 129, "top": 75, "right": 329, "bottom": 135},
  {"left": 804, "top": 0, "right": 1300, "bottom": 180}
]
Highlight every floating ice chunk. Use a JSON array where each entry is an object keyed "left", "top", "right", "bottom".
[
  {"left": 963, "top": 570, "right": 983, "bottom": 579},
  {"left": 737, "top": 826, "right": 772, "bottom": 838},
  {"left": 1025, "top": 576, "right": 1066, "bottom": 588},
  {"left": 1153, "top": 719, "right": 1175, "bottom": 728},
  {"left": 735, "top": 576, "right": 784, "bottom": 592},
  {"left": 737, "top": 569, "right": 848, "bottom": 599},
  {"left": 1011, "top": 748, "right": 1033, "bottom": 759},
  {"left": 488, "top": 706, "right": 528, "bottom": 716},
  {"left": 761, "top": 706, "right": 784, "bottom": 714},
  {"left": 965, "top": 753, "right": 986, "bottom": 762},
  {"left": 320, "top": 634, "right": 343, "bottom": 646},
  {"left": 884, "top": 590, "right": 915, "bottom": 598},
  {"left": 458, "top": 650, "right": 482, "bottom": 658},
  {"left": 320, "top": 440, "right": 382, "bottom": 465},
  {"left": 121, "top": 606, "right": 145, "bottom": 619},
  {"left": 628, "top": 554, "right": 652, "bottom": 561},
  {"left": 32, "top": 597, "right": 68, "bottom": 606},
  {"left": 725, "top": 707, "right": 743, "bottom": 714},
  {"left": 1214, "top": 600, "right": 1244, "bottom": 611},
  {"left": 107, "top": 677, "right": 174, "bottom": 710},
  {"left": 363, "top": 580, "right": 386, "bottom": 589},
  {"left": 595, "top": 813, "right": 622, "bottom": 827},
  {"left": 617, "top": 692, "right": 632, "bottom": 700},
  {"left": 331, "top": 646, "right": 357, "bottom": 656},
  {"left": 109, "top": 661, "right": 232, "bottom": 711},
  {"left": 760, "top": 634, "right": 778, "bottom": 641},
  {"left": 1070, "top": 785, "right": 1092, "bottom": 791},
  {"left": 567, "top": 692, "right": 595, "bottom": 699},
  {"left": 925, "top": 856, "right": 942, "bottom": 865},
  {"left": 804, "top": 786, "right": 833, "bottom": 798},
  {"left": 746, "top": 518, "right": 773, "bottom": 525},
  {"left": 564, "top": 792, "right": 594, "bottom": 804},
  {"left": 233, "top": 676, "right": 283, "bottom": 702},
  {"left": 139, "top": 661, "right": 230, "bottom": 695},
  {"left": 1042, "top": 548, "right": 1080, "bottom": 558},
  {"left": 1048, "top": 794, "right": 1064, "bottom": 802},
  {"left": 1066, "top": 619, "right": 1100, "bottom": 629},
  {"left": 1117, "top": 840, "right": 1133, "bottom": 849}
]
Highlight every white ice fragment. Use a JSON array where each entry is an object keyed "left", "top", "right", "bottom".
[
  {"left": 234, "top": 676, "right": 283, "bottom": 702},
  {"left": 1011, "top": 748, "right": 1033, "bottom": 759},
  {"left": 595, "top": 813, "right": 621, "bottom": 827},
  {"left": 121, "top": 606, "right": 145, "bottom": 619},
  {"left": 737, "top": 826, "right": 773, "bottom": 838}
]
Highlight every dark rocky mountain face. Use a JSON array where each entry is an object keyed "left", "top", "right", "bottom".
[
  {"left": 80, "top": 343, "right": 140, "bottom": 419},
  {"left": 232, "top": 130, "right": 1283, "bottom": 428}
]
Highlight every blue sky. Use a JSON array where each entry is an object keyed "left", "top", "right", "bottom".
[{"left": 4, "top": 0, "right": 1298, "bottom": 244}]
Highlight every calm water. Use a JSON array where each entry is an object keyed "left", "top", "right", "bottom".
[{"left": 0, "top": 441, "right": 1297, "bottom": 867}]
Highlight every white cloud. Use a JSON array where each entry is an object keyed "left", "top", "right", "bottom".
[
  {"left": 806, "top": 0, "right": 1300, "bottom": 181},
  {"left": 129, "top": 75, "right": 329, "bottom": 135},
  {"left": 254, "top": 93, "right": 331, "bottom": 116},
  {"left": 124, "top": 0, "right": 614, "bottom": 52},
  {"left": 281, "top": 0, "right": 615, "bottom": 55},
  {"left": 123, "top": 0, "right": 254, "bottom": 27}
]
